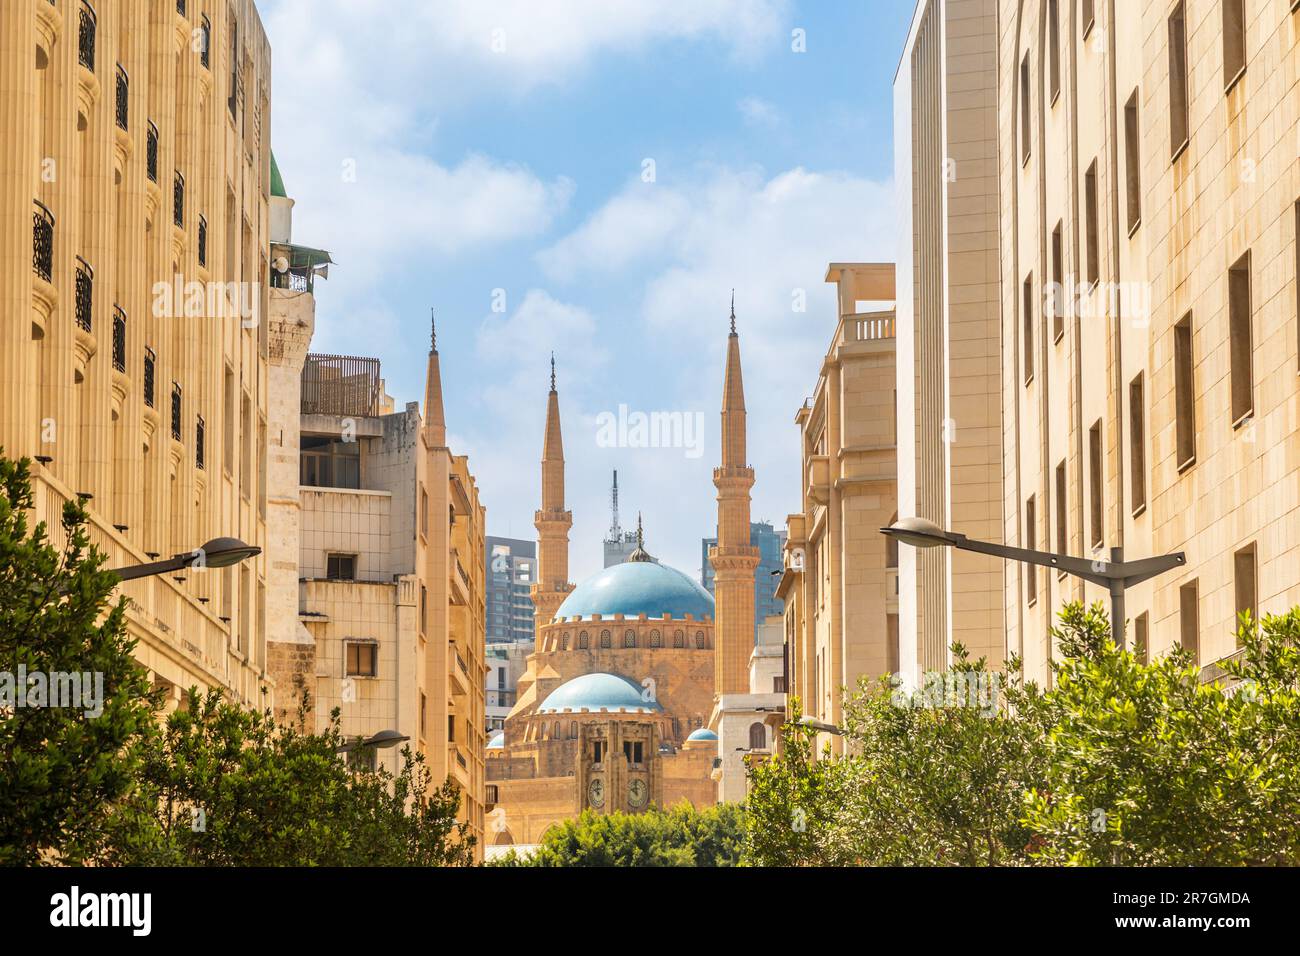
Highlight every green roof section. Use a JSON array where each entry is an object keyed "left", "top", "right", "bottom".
[{"left": 270, "top": 151, "right": 287, "bottom": 198}]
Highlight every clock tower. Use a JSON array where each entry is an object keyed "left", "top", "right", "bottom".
[{"left": 576, "top": 719, "right": 663, "bottom": 815}]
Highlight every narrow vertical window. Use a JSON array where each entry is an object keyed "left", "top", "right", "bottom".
[
  {"left": 1124, "top": 90, "right": 1141, "bottom": 233},
  {"left": 1055, "top": 459, "right": 1067, "bottom": 569},
  {"left": 1168, "top": 3, "right": 1190, "bottom": 157},
  {"left": 1234, "top": 543, "right": 1257, "bottom": 643},
  {"left": 1020, "top": 52, "right": 1032, "bottom": 165},
  {"left": 1025, "top": 495, "right": 1037, "bottom": 605},
  {"left": 1048, "top": 0, "right": 1061, "bottom": 102},
  {"left": 1175, "top": 313, "right": 1196, "bottom": 468},
  {"left": 1089, "top": 419, "right": 1104, "bottom": 550},
  {"left": 1222, "top": 0, "right": 1246, "bottom": 90},
  {"left": 1051, "top": 221, "right": 1064, "bottom": 341},
  {"left": 1023, "top": 272, "right": 1034, "bottom": 384},
  {"left": 1179, "top": 580, "right": 1200, "bottom": 665},
  {"left": 1129, "top": 372, "right": 1146, "bottom": 515},
  {"left": 1134, "top": 611, "right": 1149, "bottom": 663},
  {"left": 1228, "top": 251, "right": 1254, "bottom": 426},
  {"left": 1085, "top": 159, "right": 1100, "bottom": 286}
]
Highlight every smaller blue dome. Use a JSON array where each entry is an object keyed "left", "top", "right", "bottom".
[
  {"left": 538, "top": 672, "right": 663, "bottom": 714},
  {"left": 685, "top": 728, "right": 718, "bottom": 742},
  {"left": 487, "top": 731, "right": 505, "bottom": 749}
]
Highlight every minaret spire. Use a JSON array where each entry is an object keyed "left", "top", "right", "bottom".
[
  {"left": 730, "top": 289, "right": 736, "bottom": 335},
  {"left": 430, "top": 308, "right": 437, "bottom": 353},
  {"left": 533, "top": 356, "right": 573, "bottom": 633},
  {"left": 423, "top": 308, "right": 446, "bottom": 445},
  {"left": 550, "top": 352, "right": 556, "bottom": 393}
]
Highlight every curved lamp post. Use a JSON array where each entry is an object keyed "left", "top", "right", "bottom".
[
  {"left": 107, "top": 536, "right": 261, "bottom": 583},
  {"left": 881, "top": 517, "right": 1186, "bottom": 643},
  {"left": 335, "top": 729, "right": 410, "bottom": 755}
]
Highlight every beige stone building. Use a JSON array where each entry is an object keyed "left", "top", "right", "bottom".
[
  {"left": 3, "top": 0, "right": 275, "bottom": 710},
  {"left": 779, "top": 264, "right": 898, "bottom": 754},
  {"left": 893, "top": 0, "right": 1007, "bottom": 683},
  {"left": 998, "top": 0, "right": 1300, "bottom": 681}
]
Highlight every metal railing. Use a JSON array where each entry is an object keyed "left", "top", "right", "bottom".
[
  {"left": 143, "top": 347, "right": 156, "bottom": 408},
  {"left": 200, "top": 15, "right": 211, "bottom": 69},
  {"left": 115, "top": 64, "right": 128, "bottom": 130},
  {"left": 197, "top": 215, "right": 207, "bottom": 268},
  {"left": 195, "top": 415, "right": 205, "bottom": 469},
  {"left": 177, "top": 0, "right": 187, "bottom": 16},
  {"left": 32, "top": 200, "right": 54, "bottom": 282},
  {"left": 146, "top": 121, "right": 159, "bottom": 182},
  {"left": 74, "top": 256, "right": 93, "bottom": 332},
  {"left": 170, "top": 382, "right": 182, "bottom": 441},
  {"left": 78, "top": 1, "right": 96, "bottom": 71},
  {"left": 301, "top": 353, "right": 383, "bottom": 417},
  {"left": 112, "top": 306, "right": 126, "bottom": 372},
  {"left": 173, "top": 171, "right": 185, "bottom": 227}
]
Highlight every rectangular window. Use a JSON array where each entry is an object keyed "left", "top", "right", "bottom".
[
  {"left": 1089, "top": 419, "right": 1104, "bottom": 550},
  {"left": 420, "top": 692, "right": 427, "bottom": 738},
  {"left": 1082, "top": 0, "right": 1095, "bottom": 37},
  {"left": 1234, "top": 543, "right": 1257, "bottom": 642},
  {"left": 240, "top": 392, "right": 251, "bottom": 500},
  {"left": 1135, "top": 611, "right": 1149, "bottom": 663},
  {"left": 1025, "top": 495, "right": 1037, "bottom": 606},
  {"left": 592, "top": 740, "right": 606, "bottom": 764},
  {"left": 1051, "top": 221, "right": 1064, "bottom": 341},
  {"left": 1296, "top": 202, "right": 1300, "bottom": 371},
  {"left": 1048, "top": 0, "right": 1060, "bottom": 102},
  {"left": 1169, "top": 3, "right": 1190, "bottom": 157},
  {"left": 1085, "top": 159, "right": 1100, "bottom": 286},
  {"left": 1055, "top": 459, "right": 1068, "bottom": 570},
  {"left": 1124, "top": 89, "right": 1141, "bottom": 234},
  {"left": 1229, "top": 251, "right": 1254, "bottom": 426},
  {"left": 1023, "top": 272, "right": 1034, "bottom": 384},
  {"left": 223, "top": 366, "right": 235, "bottom": 475},
  {"left": 1223, "top": 0, "right": 1246, "bottom": 90},
  {"left": 1129, "top": 373, "right": 1146, "bottom": 515},
  {"left": 1179, "top": 580, "right": 1200, "bottom": 665},
  {"left": 419, "top": 484, "right": 429, "bottom": 538},
  {"left": 1175, "top": 313, "right": 1196, "bottom": 469},
  {"left": 1020, "top": 52, "right": 1032, "bottom": 165},
  {"left": 326, "top": 553, "right": 357, "bottom": 580}
]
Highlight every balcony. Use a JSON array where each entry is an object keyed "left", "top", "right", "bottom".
[
  {"left": 199, "top": 15, "right": 211, "bottom": 69},
  {"left": 197, "top": 215, "right": 207, "bottom": 269},
  {"left": 114, "top": 64, "right": 128, "bottom": 130},
  {"left": 173, "top": 171, "right": 185, "bottom": 228},
  {"left": 844, "top": 313, "right": 895, "bottom": 343},
  {"left": 170, "top": 382, "right": 182, "bottom": 442},
  {"left": 111, "top": 306, "right": 126, "bottom": 372},
  {"left": 146, "top": 122, "right": 159, "bottom": 183},
  {"left": 301, "top": 353, "right": 383, "bottom": 418},
  {"left": 78, "top": 1, "right": 96, "bottom": 72},
  {"left": 807, "top": 454, "right": 830, "bottom": 505},
  {"left": 74, "top": 257, "right": 93, "bottom": 332},
  {"left": 143, "top": 347, "right": 156, "bottom": 408},
  {"left": 195, "top": 415, "right": 205, "bottom": 470},
  {"left": 176, "top": 0, "right": 186, "bottom": 16},
  {"left": 32, "top": 200, "right": 54, "bottom": 283}
]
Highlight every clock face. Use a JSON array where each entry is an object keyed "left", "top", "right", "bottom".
[
  {"left": 628, "top": 778, "right": 648, "bottom": 809},
  {"left": 587, "top": 777, "right": 605, "bottom": 808}
]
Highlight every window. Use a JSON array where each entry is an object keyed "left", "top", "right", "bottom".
[
  {"left": 1223, "top": 0, "right": 1246, "bottom": 90},
  {"left": 1175, "top": 313, "right": 1196, "bottom": 468},
  {"left": 240, "top": 392, "right": 251, "bottom": 500},
  {"left": 1169, "top": 3, "right": 1189, "bottom": 157},
  {"left": 1020, "top": 52, "right": 1032, "bottom": 165},
  {"left": 695, "top": 631, "right": 706, "bottom": 649},
  {"left": 1085, "top": 159, "right": 1100, "bottom": 287},
  {"left": 560, "top": 632, "right": 569, "bottom": 650},
  {"left": 1234, "top": 543, "right": 1257, "bottom": 642},
  {"left": 1296, "top": 202, "right": 1300, "bottom": 370},
  {"left": 1229, "top": 251, "right": 1253, "bottom": 426},
  {"left": 578, "top": 631, "right": 589, "bottom": 649},
  {"left": 1082, "top": 0, "right": 1095, "bottom": 37},
  {"left": 327, "top": 553, "right": 357, "bottom": 580},
  {"left": 649, "top": 630, "right": 661, "bottom": 648},
  {"left": 1023, "top": 273, "right": 1034, "bottom": 384},
  {"left": 420, "top": 692, "right": 427, "bottom": 738},
  {"left": 1179, "top": 580, "right": 1200, "bottom": 665},
  {"left": 420, "top": 584, "right": 427, "bottom": 635},
  {"left": 1124, "top": 89, "right": 1141, "bottom": 233},
  {"left": 419, "top": 485, "right": 428, "bottom": 538},
  {"left": 223, "top": 366, "right": 234, "bottom": 474},
  {"left": 600, "top": 630, "right": 611, "bottom": 649},
  {"left": 1134, "top": 611, "right": 1149, "bottom": 663},
  {"left": 1088, "top": 420, "right": 1104, "bottom": 550},
  {"left": 345, "top": 640, "right": 377, "bottom": 678},
  {"left": 1051, "top": 221, "right": 1064, "bottom": 341},
  {"left": 592, "top": 740, "right": 606, "bottom": 764},
  {"left": 1048, "top": 0, "right": 1060, "bottom": 102},
  {"left": 673, "top": 630, "right": 684, "bottom": 648},
  {"left": 1129, "top": 373, "right": 1146, "bottom": 515},
  {"left": 623, "top": 741, "right": 644, "bottom": 765},
  {"left": 300, "top": 435, "right": 360, "bottom": 488},
  {"left": 748, "top": 722, "right": 766, "bottom": 751},
  {"left": 623, "top": 629, "right": 636, "bottom": 649},
  {"left": 1055, "top": 460, "right": 1068, "bottom": 574},
  {"left": 1025, "top": 495, "right": 1037, "bottom": 605}
]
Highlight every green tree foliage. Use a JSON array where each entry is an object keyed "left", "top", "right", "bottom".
[
  {"left": 0, "top": 454, "right": 157, "bottom": 865},
  {"left": 491, "top": 802, "right": 745, "bottom": 867}
]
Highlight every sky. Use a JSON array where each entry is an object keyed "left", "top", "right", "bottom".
[{"left": 258, "top": 0, "right": 916, "bottom": 583}]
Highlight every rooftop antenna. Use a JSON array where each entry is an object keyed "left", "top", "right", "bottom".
[{"left": 609, "top": 469, "right": 621, "bottom": 539}]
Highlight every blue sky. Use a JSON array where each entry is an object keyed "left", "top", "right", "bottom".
[{"left": 259, "top": 0, "right": 915, "bottom": 581}]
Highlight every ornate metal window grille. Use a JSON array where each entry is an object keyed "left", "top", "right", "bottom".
[
  {"left": 78, "top": 1, "right": 97, "bottom": 72},
  {"left": 170, "top": 383, "right": 183, "bottom": 441},
  {"left": 74, "top": 257, "right": 93, "bottom": 332},
  {"left": 32, "top": 200, "right": 54, "bottom": 282},
  {"left": 112, "top": 306, "right": 126, "bottom": 372},
  {"left": 143, "top": 347, "right": 156, "bottom": 408},
  {"left": 115, "top": 64, "right": 128, "bottom": 130},
  {"left": 198, "top": 215, "right": 208, "bottom": 268},
  {"left": 146, "top": 121, "right": 159, "bottom": 182},
  {"left": 196, "top": 415, "right": 205, "bottom": 469},
  {"left": 173, "top": 170, "right": 185, "bottom": 227},
  {"left": 200, "top": 15, "right": 211, "bottom": 69}
]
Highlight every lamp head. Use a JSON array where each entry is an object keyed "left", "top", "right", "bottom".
[
  {"left": 195, "top": 536, "right": 262, "bottom": 569},
  {"left": 365, "top": 730, "right": 410, "bottom": 750},
  {"left": 881, "top": 517, "right": 951, "bottom": 549}
]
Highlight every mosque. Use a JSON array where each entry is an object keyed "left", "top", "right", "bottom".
[{"left": 484, "top": 303, "right": 760, "bottom": 848}]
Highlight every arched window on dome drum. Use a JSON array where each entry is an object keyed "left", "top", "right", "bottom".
[
  {"left": 569, "top": 721, "right": 577, "bottom": 739},
  {"left": 673, "top": 630, "right": 684, "bottom": 648},
  {"left": 749, "top": 722, "right": 766, "bottom": 751},
  {"left": 539, "top": 721, "right": 548, "bottom": 741},
  {"left": 600, "top": 630, "right": 611, "bottom": 649},
  {"left": 624, "top": 629, "right": 636, "bottom": 648},
  {"left": 560, "top": 632, "right": 569, "bottom": 650},
  {"left": 695, "top": 631, "right": 706, "bottom": 649},
  {"left": 578, "top": 631, "right": 589, "bottom": 649},
  {"left": 649, "top": 629, "right": 661, "bottom": 648}
]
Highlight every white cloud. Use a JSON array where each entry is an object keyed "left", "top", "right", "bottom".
[
  {"left": 536, "top": 188, "right": 690, "bottom": 282},
  {"left": 738, "top": 95, "right": 781, "bottom": 127}
]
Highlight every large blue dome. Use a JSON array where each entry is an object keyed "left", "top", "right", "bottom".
[
  {"left": 555, "top": 560, "right": 714, "bottom": 621},
  {"left": 537, "top": 673, "right": 664, "bottom": 714}
]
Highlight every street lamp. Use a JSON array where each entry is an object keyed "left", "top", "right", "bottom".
[
  {"left": 881, "top": 517, "right": 1185, "bottom": 642},
  {"left": 335, "top": 729, "right": 410, "bottom": 754},
  {"left": 101, "top": 537, "right": 260, "bottom": 583},
  {"left": 798, "top": 715, "right": 845, "bottom": 736}
]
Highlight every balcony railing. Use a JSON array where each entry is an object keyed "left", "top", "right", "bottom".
[
  {"left": 143, "top": 347, "right": 156, "bottom": 408},
  {"left": 200, "top": 15, "right": 211, "bottom": 69},
  {"left": 32, "top": 200, "right": 54, "bottom": 282},
  {"left": 176, "top": 0, "right": 186, "bottom": 16},
  {"left": 115, "top": 64, "right": 128, "bottom": 130},
  {"left": 146, "top": 121, "right": 159, "bottom": 182},
  {"left": 78, "top": 1, "right": 96, "bottom": 72},
  {"left": 195, "top": 415, "right": 205, "bottom": 469},
  {"left": 112, "top": 306, "right": 126, "bottom": 372},
  {"left": 301, "top": 353, "right": 383, "bottom": 417},
  {"left": 173, "top": 171, "right": 185, "bottom": 227},
  {"left": 74, "top": 256, "right": 93, "bottom": 332},
  {"left": 170, "top": 382, "right": 182, "bottom": 441},
  {"left": 197, "top": 215, "right": 207, "bottom": 268}
]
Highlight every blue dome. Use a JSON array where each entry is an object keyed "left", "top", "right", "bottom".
[
  {"left": 685, "top": 728, "right": 718, "bottom": 742},
  {"left": 555, "top": 561, "right": 714, "bottom": 621},
  {"left": 537, "top": 672, "right": 663, "bottom": 714},
  {"left": 487, "top": 731, "right": 505, "bottom": 749}
]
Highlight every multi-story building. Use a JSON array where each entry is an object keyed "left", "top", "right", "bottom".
[
  {"left": 485, "top": 640, "right": 530, "bottom": 733},
  {"left": 265, "top": 303, "right": 488, "bottom": 853},
  {"left": 779, "top": 263, "right": 898, "bottom": 753},
  {"left": 893, "top": 0, "right": 1006, "bottom": 684},
  {"left": 701, "top": 520, "right": 786, "bottom": 635},
  {"left": 2, "top": 0, "right": 274, "bottom": 710},
  {"left": 711, "top": 613, "right": 787, "bottom": 803},
  {"left": 486, "top": 536, "right": 535, "bottom": 645},
  {"left": 997, "top": 0, "right": 1300, "bottom": 683}
]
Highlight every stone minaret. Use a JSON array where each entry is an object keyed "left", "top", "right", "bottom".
[
  {"left": 424, "top": 312, "right": 446, "bottom": 445},
  {"left": 710, "top": 295, "right": 760, "bottom": 695},
  {"left": 531, "top": 355, "right": 573, "bottom": 635}
]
